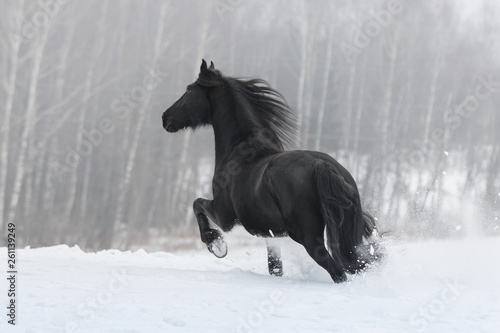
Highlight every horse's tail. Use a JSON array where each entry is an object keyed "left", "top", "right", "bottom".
[
  {"left": 358, "top": 211, "right": 384, "bottom": 268},
  {"left": 313, "top": 162, "right": 380, "bottom": 274}
]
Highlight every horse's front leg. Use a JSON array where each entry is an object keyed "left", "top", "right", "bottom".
[
  {"left": 193, "top": 198, "right": 228, "bottom": 258},
  {"left": 265, "top": 239, "right": 283, "bottom": 277}
]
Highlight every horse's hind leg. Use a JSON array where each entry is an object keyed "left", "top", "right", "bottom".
[
  {"left": 265, "top": 239, "right": 283, "bottom": 277},
  {"left": 302, "top": 236, "right": 347, "bottom": 283},
  {"left": 193, "top": 198, "right": 227, "bottom": 258}
]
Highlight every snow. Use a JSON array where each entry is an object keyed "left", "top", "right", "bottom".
[{"left": 1, "top": 235, "right": 500, "bottom": 333}]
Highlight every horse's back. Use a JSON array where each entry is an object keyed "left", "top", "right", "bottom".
[{"left": 264, "top": 150, "right": 357, "bottom": 190}]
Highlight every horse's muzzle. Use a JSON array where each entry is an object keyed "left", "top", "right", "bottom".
[
  {"left": 162, "top": 113, "right": 176, "bottom": 132},
  {"left": 164, "top": 122, "right": 178, "bottom": 133},
  {"left": 163, "top": 120, "right": 178, "bottom": 133}
]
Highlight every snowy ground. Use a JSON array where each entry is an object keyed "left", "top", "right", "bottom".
[{"left": 1, "top": 233, "right": 499, "bottom": 333}]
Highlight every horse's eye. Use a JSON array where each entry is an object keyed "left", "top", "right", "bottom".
[{"left": 186, "top": 88, "right": 192, "bottom": 93}]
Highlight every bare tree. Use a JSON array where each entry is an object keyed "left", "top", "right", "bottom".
[
  {"left": 112, "top": 1, "right": 170, "bottom": 247},
  {"left": 6, "top": 20, "right": 49, "bottom": 227},
  {"left": 0, "top": 0, "right": 25, "bottom": 234},
  {"left": 63, "top": 1, "right": 110, "bottom": 238},
  {"left": 314, "top": 23, "right": 335, "bottom": 151}
]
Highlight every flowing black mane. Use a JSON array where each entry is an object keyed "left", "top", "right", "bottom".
[
  {"left": 196, "top": 65, "right": 297, "bottom": 151},
  {"left": 224, "top": 77, "right": 297, "bottom": 151}
]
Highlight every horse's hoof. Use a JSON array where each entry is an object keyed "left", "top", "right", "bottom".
[
  {"left": 332, "top": 272, "right": 348, "bottom": 283},
  {"left": 270, "top": 268, "right": 283, "bottom": 277},
  {"left": 208, "top": 238, "right": 228, "bottom": 258}
]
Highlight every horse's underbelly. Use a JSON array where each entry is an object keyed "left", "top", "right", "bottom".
[
  {"left": 233, "top": 189, "right": 287, "bottom": 237},
  {"left": 239, "top": 211, "right": 287, "bottom": 237}
]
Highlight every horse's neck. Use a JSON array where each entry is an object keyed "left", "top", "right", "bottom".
[
  {"left": 212, "top": 122, "right": 243, "bottom": 167},
  {"left": 211, "top": 93, "right": 244, "bottom": 166},
  {"left": 211, "top": 90, "right": 275, "bottom": 169}
]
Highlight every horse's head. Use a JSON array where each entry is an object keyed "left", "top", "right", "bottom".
[{"left": 162, "top": 59, "right": 221, "bottom": 133}]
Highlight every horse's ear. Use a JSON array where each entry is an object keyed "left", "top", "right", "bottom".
[
  {"left": 200, "top": 59, "right": 208, "bottom": 72},
  {"left": 197, "top": 59, "right": 221, "bottom": 87}
]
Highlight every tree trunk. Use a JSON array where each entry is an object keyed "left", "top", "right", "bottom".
[
  {"left": 295, "top": 0, "right": 309, "bottom": 147},
  {"left": 0, "top": 0, "right": 25, "bottom": 235},
  {"left": 112, "top": 2, "right": 169, "bottom": 248},
  {"left": 422, "top": 41, "right": 443, "bottom": 141},
  {"left": 352, "top": 56, "right": 368, "bottom": 176},
  {"left": 314, "top": 24, "right": 335, "bottom": 151},
  {"left": 63, "top": 2, "right": 109, "bottom": 238},
  {"left": 301, "top": 19, "right": 318, "bottom": 148},
  {"left": 6, "top": 27, "right": 49, "bottom": 227},
  {"left": 343, "top": 63, "right": 357, "bottom": 159},
  {"left": 379, "top": 23, "right": 400, "bottom": 157}
]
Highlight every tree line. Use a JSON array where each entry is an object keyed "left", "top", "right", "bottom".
[{"left": 0, "top": 0, "right": 498, "bottom": 250}]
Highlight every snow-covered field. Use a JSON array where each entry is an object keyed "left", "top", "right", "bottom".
[{"left": 1, "top": 233, "right": 499, "bottom": 333}]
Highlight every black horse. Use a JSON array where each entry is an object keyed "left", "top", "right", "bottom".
[{"left": 162, "top": 60, "right": 380, "bottom": 282}]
